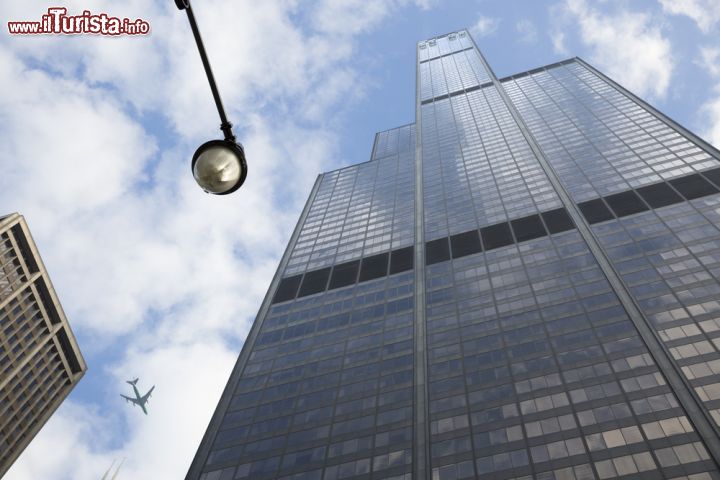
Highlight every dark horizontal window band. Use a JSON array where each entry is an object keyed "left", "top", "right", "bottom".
[
  {"left": 272, "top": 169, "right": 720, "bottom": 303},
  {"left": 423, "top": 168, "right": 720, "bottom": 267},
  {"left": 425, "top": 237, "right": 450, "bottom": 264},
  {"left": 273, "top": 275, "right": 303, "bottom": 303},
  {"left": 669, "top": 172, "right": 719, "bottom": 199},
  {"left": 511, "top": 214, "right": 547, "bottom": 242},
  {"left": 542, "top": 208, "right": 575, "bottom": 233},
  {"left": 271, "top": 246, "right": 415, "bottom": 304},
  {"left": 578, "top": 198, "right": 615, "bottom": 224},
  {"left": 703, "top": 167, "right": 720, "bottom": 188},
  {"left": 328, "top": 260, "right": 359, "bottom": 290},
  {"left": 390, "top": 246, "right": 414, "bottom": 274},
  {"left": 450, "top": 230, "right": 482, "bottom": 258},
  {"left": 636, "top": 182, "right": 682, "bottom": 208},
  {"left": 604, "top": 190, "right": 648, "bottom": 216},
  {"left": 297, "top": 267, "right": 331, "bottom": 297},
  {"left": 426, "top": 208, "right": 576, "bottom": 266},
  {"left": 419, "top": 46, "right": 474, "bottom": 63},
  {"left": 360, "top": 252, "right": 389, "bottom": 282},
  {"left": 578, "top": 168, "right": 720, "bottom": 225},
  {"left": 420, "top": 83, "right": 490, "bottom": 105},
  {"left": 481, "top": 222, "right": 514, "bottom": 250}
]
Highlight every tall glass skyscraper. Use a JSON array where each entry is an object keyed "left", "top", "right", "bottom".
[{"left": 187, "top": 30, "right": 720, "bottom": 480}]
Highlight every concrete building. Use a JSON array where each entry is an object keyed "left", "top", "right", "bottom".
[{"left": 0, "top": 213, "right": 86, "bottom": 476}]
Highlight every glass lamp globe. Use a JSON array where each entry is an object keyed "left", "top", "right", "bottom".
[{"left": 191, "top": 140, "right": 247, "bottom": 195}]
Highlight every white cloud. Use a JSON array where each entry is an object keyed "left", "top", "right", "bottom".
[
  {"left": 5, "top": 402, "right": 117, "bottom": 480},
  {"left": 471, "top": 15, "right": 500, "bottom": 38},
  {"left": 1, "top": 0, "right": 434, "bottom": 478},
  {"left": 311, "top": 0, "right": 435, "bottom": 36},
  {"left": 516, "top": 19, "right": 538, "bottom": 44},
  {"left": 551, "top": 31, "right": 569, "bottom": 56},
  {"left": 659, "top": 0, "right": 720, "bottom": 33},
  {"left": 552, "top": 0, "right": 673, "bottom": 99},
  {"left": 695, "top": 46, "right": 720, "bottom": 148},
  {"left": 7, "top": 340, "right": 237, "bottom": 479},
  {"left": 0, "top": 47, "right": 312, "bottom": 341},
  {"left": 697, "top": 46, "right": 720, "bottom": 77},
  {"left": 0, "top": 51, "right": 154, "bottom": 212},
  {"left": 701, "top": 95, "right": 720, "bottom": 147}
]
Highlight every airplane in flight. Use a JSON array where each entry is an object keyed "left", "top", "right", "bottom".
[{"left": 121, "top": 378, "right": 155, "bottom": 415}]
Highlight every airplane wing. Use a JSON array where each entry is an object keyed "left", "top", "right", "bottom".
[
  {"left": 120, "top": 394, "right": 139, "bottom": 406},
  {"left": 140, "top": 386, "right": 155, "bottom": 404}
]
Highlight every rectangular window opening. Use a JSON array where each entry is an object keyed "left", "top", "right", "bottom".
[
  {"left": 450, "top": 230, "right": 482, "bottom": 258},
  {"left": 511, "top": 214, "right": 547, "bottom": 242},
  {"left": 298, "top": 268, "right": 332, "bottom": 297},
  {"left": 604, "top": 190, "right": 649, "bottom": 217},
  {"left": 329, "top": 260, "right": 360, "bottom": 290},
  {"left": 578, "top": 199, "right": 615, "bottom": 224},
  {"left": 541, "top": 208, "right": 574, "bottom": 234},
  {"left": 636, "top": 182, "right": 683, "bottom": 208},
  {"left": 669, "top": 174, "right": 719, "bottom": 200},
  {"left": 390, "top": 246, "right": 414, "bottom": 274},
  {"left": 426, "top": 238, "right": 451, "bottom": 265},
  {"left": 481, "top": 222, "right": 514, "bottom": 250},
  {"left": 272, "top": 275, "right": 303, "bottom": 303},
  {"left": 359, "top": 253, "right": 389, "bottom": 282},
  {"left": 701, "top": 167, "right": 720, "bottom": 188}
]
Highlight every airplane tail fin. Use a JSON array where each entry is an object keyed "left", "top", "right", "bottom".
[{"left": 126, "top": 378, "right": 138, "bottom": 386}]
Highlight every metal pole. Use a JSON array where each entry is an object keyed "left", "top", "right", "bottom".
[{"left": 175, "top": 0, "right": 235, "bottom": 142}]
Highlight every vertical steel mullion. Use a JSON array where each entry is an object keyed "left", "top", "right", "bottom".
[{"left": 413, "top": 42, "right": 431, "bottom": 480}]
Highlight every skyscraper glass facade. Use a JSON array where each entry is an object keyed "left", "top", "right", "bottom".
[{"left": 188, "top": 30, "right": 720, "bottom": 480}]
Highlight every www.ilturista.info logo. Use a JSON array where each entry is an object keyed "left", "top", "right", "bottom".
[{"left": 7, "top": 7, "right": 150, "bottom": 35}]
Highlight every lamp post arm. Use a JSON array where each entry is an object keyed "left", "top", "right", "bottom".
[{"left": 176, "top": 0, "right": 235, "bottom": 142}]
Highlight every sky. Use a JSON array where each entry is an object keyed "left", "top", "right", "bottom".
[{"left": 1, "top": 0, "right": 720, "bottom": 478}]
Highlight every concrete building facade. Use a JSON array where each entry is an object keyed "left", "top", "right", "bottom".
[{"left": 0, "top": 213, "right": 86, "bottom": 476}]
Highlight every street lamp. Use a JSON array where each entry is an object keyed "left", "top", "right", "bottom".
[{"left": 175, "top": 0, "right": 247, "bottom": 195}]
